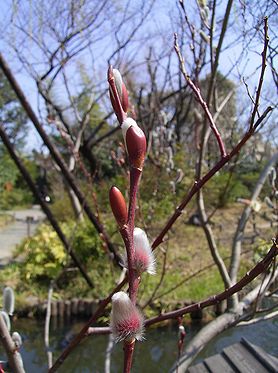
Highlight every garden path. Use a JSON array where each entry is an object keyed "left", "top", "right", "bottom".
[{"left": 0, "top": 206, "right": 45, "bottom": 265}]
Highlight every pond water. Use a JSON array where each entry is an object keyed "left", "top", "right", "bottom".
[{"left": 0, "top": 316, "right": 277, "bottom": 372}]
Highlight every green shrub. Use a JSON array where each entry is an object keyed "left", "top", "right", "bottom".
[
  {"left": 14, "top": 219, "right": 105, "bottom": 285},
  {"left": 15, "top": 224, "right": 67, "bottom": 282},
  {"left": 69, "top": 219, "right": 104, "bottom": 260},
  {"left": 0, "top": 152, "right": 35, "bottom": 210},
  {"left": 50, "top": 192, "right": 76, "bottom": 222},
  {"left": 0, "top": 188, "right": 33, "bottom": 210},
  {"left": 203, "top": 172, "right": 249, "bottom": 207}
]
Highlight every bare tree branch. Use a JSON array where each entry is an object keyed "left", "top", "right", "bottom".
[
  {"left": 0, "top": 123, "right": 94, "bottom": 288},
  {"left": 229, "top": 152, "right": 278, "bottom": 284}
]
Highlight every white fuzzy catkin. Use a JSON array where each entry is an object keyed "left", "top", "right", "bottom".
[
  {"left": 123, "top": 228, "right": 156, "bottom": 275},
  {"left": 110, "top": 291, "right": 144, "bottom": 342},
  {"left": 133, "top": 227, "right": 156, "bottom": 275}
]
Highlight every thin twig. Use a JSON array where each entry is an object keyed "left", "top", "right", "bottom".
[
  {"left": 249, "top": 17, "right": 269, "bottom": 131},
  {"left": 0, "top": 52, "right": 121, "bottom": 266},
  {"left": 237, "top": 309, "right": 278, "bottom": 326},
  {"left": 146, "top": 237, "right": 277, "bottom": 326},
  {"left": 86, "top": 238, "right": 278, "bottom": 334},
  {"left": 142, "top": 248, "right": 167, "bottom": 309},
  {"left": 0, "top": 124, "right": 94, "bottom": 288},
  {"left": 48, "top": 277, "right": 127, "bottom": 373},
  {"left": 151, "top": 105, "right": 272, "bottom": 251},
  {"left": 174, "top": 34, "right": 227, "bottom": 158}
]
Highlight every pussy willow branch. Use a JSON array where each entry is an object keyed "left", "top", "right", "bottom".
[
  {"left": 49, "top": 67, "right": 134, "bottom": 373},
  {"left": 106, "top": 66, "right": 143, "bottom": 371},
  {"left": 87, "top": 237, "right": 277, "bottom": 334},
  {"left": 49, "top": 26, "right": 272, "bottom": 368},
  {"left": 108, "top": 66, "right": 142, "bottom": 306},
  {"left": 48, "top": 103, "right": 273, "bottom": 373},
  {"left": 108, "top": 67, "right": 142, "bottom": 372},
  {"left": 123, "top": 341, "right": 135, "bottom": 373},
  {"left": 48, "top": 277, "right": 127, "bottom": 373},
  {"left": 123, "top": 167, "right": 142, "bottom": 304},
  {"left": 174, "top": 33, "right": 227, "bottom": 158}
]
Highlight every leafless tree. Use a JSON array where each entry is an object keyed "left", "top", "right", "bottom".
[{"left": 0, "top": 1, "right": 277, "bottom": 372}]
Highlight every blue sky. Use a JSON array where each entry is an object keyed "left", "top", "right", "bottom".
[{"left": 0, "top": 0, "right": 276, "bottom": 152}]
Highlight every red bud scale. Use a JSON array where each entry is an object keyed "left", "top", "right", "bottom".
[
  {"left": 109, "top": 186, "right": 128, "bottom": 227},
  {"left": 108, "top": 67, "right": 128, "bottom": 123},
  {"left": 125, "top": 125, "right": 146, "bottom": 170}
]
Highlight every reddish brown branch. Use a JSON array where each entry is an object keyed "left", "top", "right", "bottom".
[
  {"left": 146, "top": 238, "right": 277, "bottom": 326},
  {"left": 151, "top": 105, "right": 272, "bottom": 251},
  {"left": 48, "top": 277, "right": 127, "bottom": 373},
  {"left": 125, "top": 168, "right": 142, "bottom": 304},
  {"left": 48, "top": 104, "right": 272, "bottom": 372},
  {"left": 0, "top": 52, "right": 121, "bottom": 266},
  {"left": 249, "top": 17, "right": 269, "bottom": 131},
  {"left": 48, "top": 21, "right": 272, "bottom": 370},
  {"left": 86, "top": 238, "right": 278, "bottom": 334},
  {"left": 174, "top": 34, "right": 227, "bottom": 158},
  {"left": 123, "top": 340, "right": 135, "bottom": 373}
]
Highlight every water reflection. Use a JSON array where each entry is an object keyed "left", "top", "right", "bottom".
[{"left": 0, "top": 317, "right": 277, "bottom": 372}]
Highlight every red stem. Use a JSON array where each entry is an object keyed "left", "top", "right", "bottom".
[
  {"left": 123, "top": 340, "right": 135, "bottom": 373},
  {"left": 108, "top": 66, "right": 143, "bottom": 372},
  {"left": 128, "top": 169, "right": 141, "bottom": 303},
  {"left": 120, "top": 167, "right": 141, "bottom": 304},
  {"left": 128, "top": 168, "right": 141, "bottom": 235},
  {"left": 48, "top": 107, "right": 272, "bottom": 373},
  {"left": 119, "top": 167, "right": 142, "bottom": 372}
]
